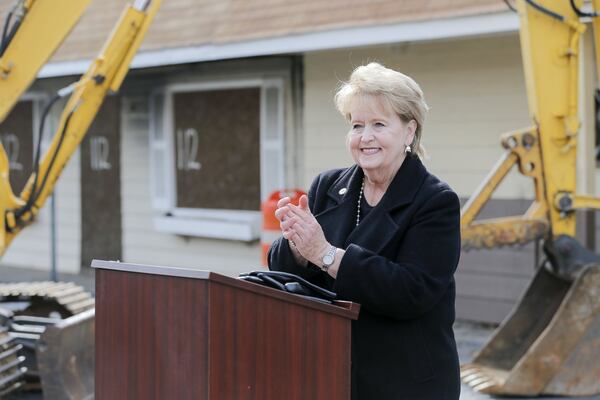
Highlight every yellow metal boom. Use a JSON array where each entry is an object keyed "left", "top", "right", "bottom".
[
  {"left": 0, "top": 0, "right": 162, "bottom": 255},
  {"left": 0, "top": 0, "right": 91, "bottom": 122},
  {"left": 461, "top": 0, "right": 600, "bottom": 249},
  {"left": 461, "top": 1, "right": 600, "bottom": 396}
]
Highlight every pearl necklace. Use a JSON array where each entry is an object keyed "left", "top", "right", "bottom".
[{"left": 356, "top": 178, "right": 365, "bottom": 226}]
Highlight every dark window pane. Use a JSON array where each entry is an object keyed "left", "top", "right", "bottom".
[
  {"left": 0, "top": 101, "right": 33, "bottom": 196},
  {"left": 173, "top": 88, "right": 261, "bottom": 210}
]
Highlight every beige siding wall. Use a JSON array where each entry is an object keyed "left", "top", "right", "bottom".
[{"left": 304, "top": 34, "right": 532, "bottom": 199}]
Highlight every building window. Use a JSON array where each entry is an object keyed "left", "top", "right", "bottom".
[{"left": 149, "top": 79, "right": 285, "bottom": 241}]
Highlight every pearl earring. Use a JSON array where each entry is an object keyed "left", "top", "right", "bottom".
[{"left": 405, "top": 145, "right": 411, "bottom": 153}]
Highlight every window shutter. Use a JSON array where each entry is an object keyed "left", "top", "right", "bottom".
[
  {"left": 149, "top": 91, "right": 172, "bottom": 211},
  {"left": 261, "top": 81, "right": 284, "bottom": 201}
]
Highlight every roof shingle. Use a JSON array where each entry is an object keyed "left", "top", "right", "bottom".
[{"left": 0, "top": 0, "right": 506, "bottom": 62}]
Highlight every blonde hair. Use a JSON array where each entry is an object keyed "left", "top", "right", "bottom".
[{"left": 335, "top": 62, "right": 429, "bottom": 158}]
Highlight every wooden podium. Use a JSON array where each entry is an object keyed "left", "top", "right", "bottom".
[{"left": 92, "top": 260, "right": 359, "bottom": 400}]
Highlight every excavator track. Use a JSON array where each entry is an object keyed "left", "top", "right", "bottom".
[
  {"left": 0, "top": 281, "right": 94, "bottom": 393},
  {"left": 0, "top": 327, "right": 27, "bottom": 397},
  {"left": 0, "top": 281, "right": 95, "bottom": 317}
]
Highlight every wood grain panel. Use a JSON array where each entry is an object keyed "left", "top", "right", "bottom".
[
  {"left": 95, "top": 264, "right": 358, "bottom": 399},
  {"left": 96, "top": 269, "right": 209, "bottom": 400},
  {"left": 208, "top": 282, "right": 351, "bottom": 400}
]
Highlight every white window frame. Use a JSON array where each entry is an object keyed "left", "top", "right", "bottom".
[{"left": 150, "top": 78, "right": 285, "bottom": 241}]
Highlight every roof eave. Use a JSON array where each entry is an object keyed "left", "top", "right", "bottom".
[{"left": 39, "top": 11, "right": 518, "bottom": 78}]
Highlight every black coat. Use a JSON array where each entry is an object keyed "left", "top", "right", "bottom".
[{"left": 268, "top": 156, "right": 461, "bottom": 400}]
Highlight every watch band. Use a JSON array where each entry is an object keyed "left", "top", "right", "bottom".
[{"left": 321, "top": 245, "right": 336, "bottom": 271}]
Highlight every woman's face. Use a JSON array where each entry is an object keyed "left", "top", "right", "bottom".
[{"left": 347, "top": 95, "right": 416, "bottom": 177}]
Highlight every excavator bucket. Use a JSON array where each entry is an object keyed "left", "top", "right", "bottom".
[
  {"left": 36, "top": 308, "right": 94, "bottom": 400},
  {"left": 461, "top": 262, "right": 600, "bottom": 396}
]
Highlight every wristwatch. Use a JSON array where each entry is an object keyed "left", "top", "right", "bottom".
[{"left": 321, "top": 245, "right": 337, "bottom": 272}]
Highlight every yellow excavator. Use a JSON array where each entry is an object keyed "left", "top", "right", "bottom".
[
  {"left": 0, "top": 0, "right": 161, "bottom": 397},
  {"left": 2, "top": 0, "right": 600, "bottom": 398},
  {"left": 461, "top": 0, "right": 600, "bottom": 396}
]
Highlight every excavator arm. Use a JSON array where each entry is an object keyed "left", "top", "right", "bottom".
[
  {"left": 461, "top": 0, "right": 589, "bottom": 250},
  {"left": 461, "top": 0, "right": 600, "bottom": 396},
  {"left": 0, "top": 0, "right": 92, "bottom": 122},
  {"left": 0, "top": 0, "right": 161, "bottom": 256}
]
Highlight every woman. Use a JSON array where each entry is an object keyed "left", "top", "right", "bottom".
[{"left": 268, "top": 62, "right": 461, "bottom": 399}]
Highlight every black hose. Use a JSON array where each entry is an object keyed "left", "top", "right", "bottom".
[
  {"left": 569, "top": 0, "right": 600, "bottom": 18},
  {"left": 525, "top": 0, "right": 566, "bottom": 21},
  {"left": 31, "top": 111, "right": 73, "bottom": 204},
  {"left": 1, "top": 17, "right": 21, "bottom": 56},
  {"left": 27, "top": 94, "right": 61, "bottom": 206},
  {"left": 503, "top": 0, "right": 517, "bottom": 13},
  {"left": 0, "top": 8, "right": 15, "bottom": 57},
  {"left": 13, "top": 108, "right": 73, "bottom": 223},
  {"left": 0, "top": 1, "right": 27, "bottom": 59}
]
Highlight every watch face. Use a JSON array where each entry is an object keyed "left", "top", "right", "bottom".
[{"left": 323, "top": 254, "right": 334, "bottom": 265}]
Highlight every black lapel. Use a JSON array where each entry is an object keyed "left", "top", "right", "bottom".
[
  {"left": 344, "top": 156, "right": 428, "bottom": 254},
  {"left": 313, "top": 165, "right": 363, "bottom": 248}
]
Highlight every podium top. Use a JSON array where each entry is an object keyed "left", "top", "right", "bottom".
[
  {"left": 92, "top": 259, "right": 360, "bottom": 319},
  {"left": 92, "top": 259, "right": 211, "bottom": 279}
]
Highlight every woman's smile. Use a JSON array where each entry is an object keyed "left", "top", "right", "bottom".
[{"left": 360, "top": 147, "right": 381, "bottom": 155}]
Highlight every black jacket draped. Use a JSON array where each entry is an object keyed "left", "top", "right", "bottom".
[{"left": 268, "top": 156, "right": 461, "bottom": 400}]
